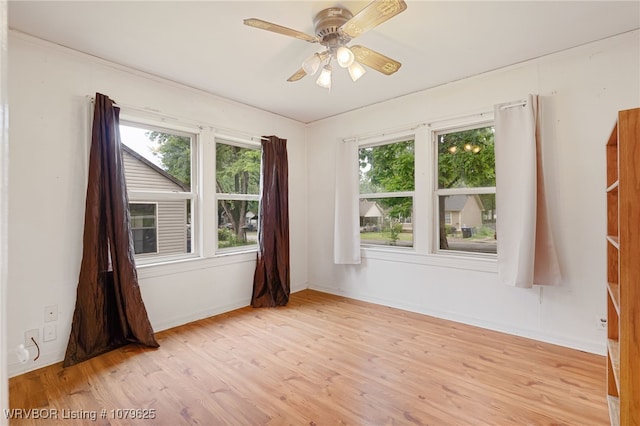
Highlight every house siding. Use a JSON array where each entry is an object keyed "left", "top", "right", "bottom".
[
  {"left": 123, "top": 150, "right": 187, "bottom": 256},
  {"left": 123, "top": 151, "right": 185, "bottom": 191},
  {"left": 157, "top": 200, "right": 187, "bottom": 254}
]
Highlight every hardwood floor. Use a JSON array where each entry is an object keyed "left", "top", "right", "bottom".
[{"left": 9, "top": 290, "right": 608, "bottom": 425}]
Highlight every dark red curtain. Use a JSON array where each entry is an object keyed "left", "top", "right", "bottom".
[
  {"left": 251, "top": 136, "right": 290, "bottom": 307},
  {"left": 64, "top": 93, "right": 159, "bottom": 367}
]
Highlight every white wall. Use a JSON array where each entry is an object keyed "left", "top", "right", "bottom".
[
  {"left": 6, "top": 32, "right": 308, "bottom": 377},
  {"left": 1, "top": 0, "right": 9, "bottom": 421},
  {"left": 6, "top": 26, "right": 639, "bottom": 382},
  {"left": 306, "top": 31, "right": 640, "bottom": 355}
]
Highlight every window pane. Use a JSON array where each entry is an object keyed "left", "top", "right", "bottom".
[
  {"left": 133, "top": 229, "right": 157, "bottom": 254},
  {"left": 120, "top": 124, "right": 192, "bottom": 191},
  {"left": 438, "top": 194, "right": 496, "bottom": 254},
  {"left": 216, "top": 143, "right": 260, "bottom": 194},
  {"left": 129, "top": 201, "right": 192, "bottom": 256},
  {"left": 130, "top": 203, "right": 157, "bottom": 254},
  {"left": 130, "top": 203, "right": 155, "bottom": 216},
  {"left": 217, "top": 200, "right": 259, "bottom": 249},
  {"left": 359, "top": 197, "right": 413, "bottom": 247},
  {"left": 359, "top": 140, "right": 415, "bottom": 193},
  {"left": 437, "top": 126, "right": 495, "bottom": 189}
]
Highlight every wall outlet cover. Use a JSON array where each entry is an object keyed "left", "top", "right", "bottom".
[
  {"left": 44, "top": 304, "right": 58, "bottom": 322},
  {"left": 44, "top": 324, "right": 57, "bottom": 342}
]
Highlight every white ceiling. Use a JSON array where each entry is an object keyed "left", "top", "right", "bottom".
[{"left": 8, "top": 1, "right": 640, "bottom": 123}]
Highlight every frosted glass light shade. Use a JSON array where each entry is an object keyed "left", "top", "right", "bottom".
[
  {"left": 336, "top": 46, "right": 355, "bottom": 68},
  {"left": 348, "top": 62, "right": 366, "bottom": 82},
  {"left": 316, "top": 65, "right": 332, "bottom": 89},
  {"left": 302, "top": 53, "right": 322, "bottom": 76}
]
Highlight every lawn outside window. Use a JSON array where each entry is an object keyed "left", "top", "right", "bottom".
[
  {"left": 359, "top": 138, "right": 415, "bottom": 248},
  {"left": 434, "top": 122, "right": 496, "bottom": 256}
]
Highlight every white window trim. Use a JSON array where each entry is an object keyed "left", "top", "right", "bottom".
[
  {"left": 358, "top": 135, "right": 417, "bottom": 251},
  {"left": 355, "top": 113, "right": 499, "bottom": 273},
  {"left": 95, "top": 108, "right": 266, "bottom": 275},
  {"left": 119, "top": 115, "right": 200, "bottom": 266},
  {"left": 431, "top": 118, "right": 497, "bottom": 259},
  {"left": 214, "top": 137, "right": 261, "bottom": 255}
]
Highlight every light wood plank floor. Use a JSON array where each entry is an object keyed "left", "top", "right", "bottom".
[{"left": 9, "top": 290, "right": 608, "bottom": 425}]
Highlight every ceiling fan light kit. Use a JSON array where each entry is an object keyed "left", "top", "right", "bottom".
[
  {"left": 244, "top": 0, "right": 407, "bottom": 89},
  {"left": 336, "top": 46, "right": 355, "bottom": 68},
  {"left": 348, "top": 62, "right": 367, "bottom": 82},
  {"left": 316, "top": 64, "right": 333, "bottom": 89},
  {"left": 302, "top": 52, "right": 322, "bottom": 76}
]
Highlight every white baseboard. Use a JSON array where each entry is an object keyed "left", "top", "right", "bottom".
[{"left": 309, "top": 283, "right": 606, "bottom": 356}]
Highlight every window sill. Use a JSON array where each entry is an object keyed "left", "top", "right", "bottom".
[
  {"left": 135, "top": 250, "right": 257, "bottom": 279},
  {"left": 361, "top": 246, "right": 497, "bottom": 273}
]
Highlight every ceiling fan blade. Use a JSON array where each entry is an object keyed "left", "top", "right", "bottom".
[
  {"left": 243, "top": 18, "right": 318, "bottom": 43},
  {"left": 287, "top": 68, "right": 307, "bottom": 82},
  {"left": 340, "top": 0, "right": 407, "bottom": 38},
  {"left": 351, "top": 45, "right": 401, "bottom": 75}
]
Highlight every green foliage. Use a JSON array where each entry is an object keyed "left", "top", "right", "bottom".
[
  {"left": 147, "top": 131, "right": 191, "bottom": 188},
  {"left": 472, "top": 226, "right": 496, "bottom": 238},
  {"left": 218, "top": 227, "right": 236, "bottom": 243},
  {"left": 216, "top": 144, "right": 261, "bottom": 240},
  {"left": 145, "top": 132, "right": 261, "bottom": 242},
  {"left": 386, "top": 220, "right": 404, "bottom": 245},
  {"left": 216, "top": 144, "right": 261, "bottom": 194},
  {"left": 437, "top": 126, "right": 495, "bottom": 249},
  {"left": 359, "top": 140, "right": 415, "bottom": 218},
  {"left": 437, "top": 126, "right": 495, "bottom": 189}
]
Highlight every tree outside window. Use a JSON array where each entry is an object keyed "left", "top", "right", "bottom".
[
  {"left": 216, "top": 141, "right": 261, "bottom": 250},
  {"left": 359, "top": 140, "right": 415, "bottom": 247},
  {"left": 436, "top": 125, "right": 496, "bottom": 254}
]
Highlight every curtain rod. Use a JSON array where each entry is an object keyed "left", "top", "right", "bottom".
[
  {"left": 88, "top": 96, "right": 270, "bottom": 142},
  {"left": 499, "top": 101, "right": 527, "bottom": 110},
  {"left": 343, "top": 123, "right": 427, "bottom": 143},
  {"left": 343, "top": 109, "right": 493, "bottom": 143}
]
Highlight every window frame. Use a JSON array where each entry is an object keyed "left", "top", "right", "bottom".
[
  {"left": 214, "top": 137, "right": 261, "bottom": 255},
  {"left": 119, "top": 117, "right": 199, "bottom": 265},
  {"left": 352, "top": 114, "right": 498, "bottom": 272},
  {"left": 431, "top": 120, "right": 497, "bottom": 259},
  {"left": 358, "top": 135, "right": 416, "bottom": 250}
]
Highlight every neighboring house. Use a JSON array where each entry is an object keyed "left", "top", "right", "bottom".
[
  {"left": 359, "top": 200, "right": 384, "bottom": 231},
  {"left": 444, "top": 195, "right": 484, "bottom": 229},
  {"left": 122, "top": 145, "right": 189, "bottom": 257}
]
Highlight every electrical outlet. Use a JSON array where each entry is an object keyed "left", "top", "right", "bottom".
[
  {"left": 25, "top": 329, "right": 39, "bottom": 347},
  {"left": 44, "top": 324, "right": 57, "bottom": 342},
  {"left": 596, "top": 316, "right": 607, "bottom": 331},
  {"left": 44, "top": 304, "right": 58, "bottom": 322}
]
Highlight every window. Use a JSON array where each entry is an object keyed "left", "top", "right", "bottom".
[
  {"left": 130, "top": 203, "right": 157, "bottom": 254},
  {"left": 359, "top": 139, "right": 414, "bottom": 248},
  {"left": 435, "top": 124, "right": 496, "bottom": 255},
  {"left": 215, "top": 140, "right": 261, "bottom": 252},
  {"left": 120, "top": 122, "right": 196, "bottom": 262}
]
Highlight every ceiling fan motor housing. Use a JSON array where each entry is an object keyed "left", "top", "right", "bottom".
[{"left": 313, "top": 8, "right": 353, "bottom": 48}]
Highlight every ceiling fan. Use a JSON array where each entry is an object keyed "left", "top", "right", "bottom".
[{"left": 244, "top": 0, "right": 407, "bottom": 89}]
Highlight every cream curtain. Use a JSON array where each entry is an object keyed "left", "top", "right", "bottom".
[
  {"left": 334, "top": 140, "right": 361, "bottom": 264},
  {"left": 495, "top": 94, "right": 561, "bottom": 287}
]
